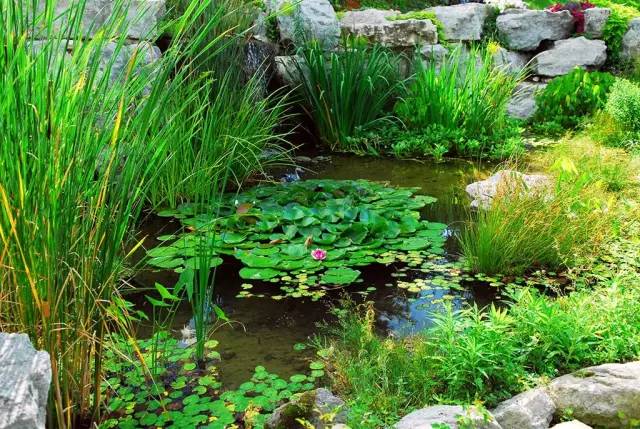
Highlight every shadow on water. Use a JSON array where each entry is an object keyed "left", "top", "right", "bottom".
[{"left": 130, "top": 155, "right": 499, "bottom": 387}]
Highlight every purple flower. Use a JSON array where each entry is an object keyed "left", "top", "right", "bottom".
[{"left": 311, "top": 249, "right": 327, "bottom": 261}]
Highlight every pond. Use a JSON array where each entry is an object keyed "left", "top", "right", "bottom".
[{"left": 130, "top": 155, "right": 499, "bottom": 388}]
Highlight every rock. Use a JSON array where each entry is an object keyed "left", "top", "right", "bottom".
[
  {"left": 268, "top": 0, "right": 339, "bottom": 50},
  {"left": 274, "top": 55, "right": 305, "bottom": 86},
  {"left": 123, "top": 0, "right": 166, "bottom": 39},
  {"left": 531, "top": 37, "right": 607, "bottom": 76},
  {"left": 548, "top": 361, "right": 640, "bottom": 428},
  {"left": 395, "top": 405, "right": 502, "bottom": 429},
  {"left": 266, "top": 388, "right": 348, "bottom": 429},
  {"left": 584, "top": 7, "right": 610, "bottom": 39},
  {"left": 421, "top": 44, "right": 449, "bottom": 70},
  {"left": 622, "top": 18, "right": 640, "bottom": 60},
  {"left": 492, "top": 46, "right": 531, "bottom": 75},
  {"left": 0, "top": 333, "right": 51, "bottom": 429},
  {"left": 466, "top": 170, "right": 551, "bottom": 209},
  {"left": 497, "top": 9, "right": 574, "bottom": 51},
  {"left": 428, "top": 3, "right": 493, "bottom": 41},
  {"left": 29, "top": 0, "right": 165, "bottom": 39},
  {"left": 99, "top": 41, "right": 162, "bottom": 85},
  {"left": 507, "top": 82, "right": 547, "bottom": 120},
  {"left": 491, "top": 388, "right": 555, "bottom": 429},
  {"left": 340, "top": 9, "right": 438, "bottom": 47},
  {"left": 550, "top": 421, "right": 593, "bottom": 429}
]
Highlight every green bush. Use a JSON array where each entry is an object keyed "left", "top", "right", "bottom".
[
  {"left": 533, "top": 67, "right": 615, "bottom": 133},
  {"left": 606, "top": 78, "right": 640, "bottom": 133},
  {"left": 320, "top": 276, "right": 640, "bottom": 427},
  {"left": 394, "top": 47, "right": 522, "bottom": 157},
  {"left": 296, "top": 38, "right": 400, "bottom": 151}
]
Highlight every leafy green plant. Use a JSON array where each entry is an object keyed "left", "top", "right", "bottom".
[
  {"left": 387, "top": 11, "right": 447, "bottom": 43},
  {"left": 147, "top": 180, "right": 448, "bottom": 300},
  {"left": 395, "top": 46, "right": 522, "bottom": 157},
  {"left": 319, "top": 269, "right": 640, "bottom": 427},
  {"left": 606, "top": 78, "right": 640, "bottom": 133},
  {"left": 100, "top": 334, "right": 322, "bottom": 428},
  {"left": 295, "top": 38, "right": 400, "bottom": 150},
  {"left": 533, "top": 67, "right": 615, "bottom": 134}
]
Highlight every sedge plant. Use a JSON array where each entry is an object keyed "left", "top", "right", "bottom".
[{"left": 0, "top": 0, "right": 240, "bottom": 426}]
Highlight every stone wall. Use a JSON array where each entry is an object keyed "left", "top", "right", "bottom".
[{"left": 265, "top": 0, "right": 640, "bottom": 119}]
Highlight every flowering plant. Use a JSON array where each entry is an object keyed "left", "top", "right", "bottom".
[
  {"left": 310, "top": 249, "right": 327, "bottom": 261},
  {"left": 547, "top": 1, "right": 595, "bottom": 33}
]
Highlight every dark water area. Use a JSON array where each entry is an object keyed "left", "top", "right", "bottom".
[{"left": 130, "top": 155, "right": 499, "bottom": 388}]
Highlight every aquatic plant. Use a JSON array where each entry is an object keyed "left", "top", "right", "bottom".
[
  {"left": 100, "top": 333, "right": 323, "bottom": 428},
  {"left": 0, "top": 0, "right": 252, "bottom": 425},
  {"left": 394, "top": 46, "right": 522, "bottom": 157},
  {"left": 148, "top": 180, "right": 448, "bottom": 300},
  {"left": 295, "top": 38, "right": 401, "bottom": 151}
]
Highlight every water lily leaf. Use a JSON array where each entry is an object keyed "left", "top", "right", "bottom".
[
  {"left": 343, "top": 224, "right": 368, "bottom": 244},
  {"left": 221, "top": 232, "right": 247, "bottom": 244},
  {"left": 239, "top": 267, "right": 281, "bottom": 280},
  {"left": 395, "top": 237, "right": 431, "bottom": 251},
  {"left": 183, "top": 257, "right": 223, "bottom": 269},
  {"left": 147, "top": 246, "right": 179, "bottom": 258},
  {"left": 240, "top": 254, "right": 280, "bottom": 268},
  {"left": 320, "top": 267, "right": 361, "bottom": 285},
  {"left": 282, "top": 204, "right": 306, "bottom": 221},
  {"left": 282, "top": 243, "right": 307, "bottom": 259},
  {"left": 148, "top": 256, "right": 184, "bottom": 269}
]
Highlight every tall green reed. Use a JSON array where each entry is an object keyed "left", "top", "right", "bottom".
[
  {"left": 395, "top": 46, "right": 520, "bottom": 155},
  {"left": 0, "top": 0, "right": 233, "bottom": 425},
  {"left": 296, "top": 38, "right": 400, "bottom": 150}
]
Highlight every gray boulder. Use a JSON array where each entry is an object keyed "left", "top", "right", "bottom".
[
  {"left": 507, "top": 82, "right": 547, "bottom": 120},
  {"left": 269, "top": 0, "right": 339, "bottom": 50},
  {"left": 622, "top": 18, "right": 640, "bottom": 60},
  {"left": 491, "top": 388, "right": 555, "bottom": 429},
  {"left": 466, "top": 170, "right": 551, "bottom": 209},
  {"left": 0, "top": 333, "right": 51, "bottom": 429},
  {"left": 492, "top": 46, "right": 531, "bottom": 75},
  {"left": 497, "top": 9, "right": 574, "bottom": 51},
  {"left": 548, "top": 361, "right": 640, "bottom": 428},
  {"left": 421, "top": 44, "right": 449, "bottom": 70},
  {"left": 266, "top": 388, "right": 348, "bottom": 429},
  {"left": 395, "top": 405, "right": 502, "bottom": 429},
  {"left": 274, "top": 55, "right": 305, "bottom": 86},
  {"left": 29, "top": 0, "right": 165, "bottom": 39},
  {"left": 428, "top": 3, "right": 493, "bottom": 41},
  {"left": 584, "top": 7, "right": 610, "bottom": 39},
  {"left": 531, "top": 37, "right": 607, "bottom": 76},
  {"left": 99, "top": 41, "right": 162, "bottom": 85},
  {"left": 550, "top": 421, "right": 593, "bottom": 429},
  {"left": 340, "top": 9, "right": 438, "bottom": 47}
]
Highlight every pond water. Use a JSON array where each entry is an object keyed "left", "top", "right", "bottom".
[{"left": 131, "top": 155, "right": 499, "bottom": 388}]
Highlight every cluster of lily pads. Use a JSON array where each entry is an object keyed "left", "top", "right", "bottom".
[
  {"left": 147, "top": 180, "right": 448, "bottom": 300},
  {"left": 100, "top": 333, "right": 323, "bottom": 428}
]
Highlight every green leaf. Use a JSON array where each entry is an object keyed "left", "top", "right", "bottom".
[
  {"left": 239, "top": 267, "right": 281, "bottom": 280},
  {"left": 320, "top": 267, "right": 361, "bottom": 285}
]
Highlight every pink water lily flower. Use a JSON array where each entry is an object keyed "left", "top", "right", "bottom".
[{"left": 311, "top": 248, "right": 327, "bottom": 261}]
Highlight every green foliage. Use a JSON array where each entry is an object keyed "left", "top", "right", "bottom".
[
  {"left": 606, "top": 78, "right": 640, "bottom": 133},
  {"left": 459, "top": 168, "right": 613, "bottom": 275},
  {"left": 0, "top": 0, "right": 240, "bottom": 425},
  {"left": 395, "top": 47, "right": 522, "bottom": 157},
  {"left": 149, "top": 180, "right": 448, "bottom": 300},
  {"left": 296, "top": 38, "right": 400, "bottom": 150},
  {"left": 146, "top": 73, "right": 289, "bottom": 208},
  {"left": 100, "top": 334, "right": 321, "bottom": 428},
  {"left": 331, "top": 0, "right": 438, "bottom": 13},
  {"left": 533, "top": 68, "right": 615, "bottom": 134},
  {"left": 387, "top": 11, "right": 447, "bottom": 43},
  {"left": 320, "top": 271, "right": 640, "bottom": 427}
]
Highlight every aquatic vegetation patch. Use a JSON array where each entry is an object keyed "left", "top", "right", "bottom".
[
  {"left": 147, "top": 180, "right": 448, "bottom": 300},
  {"left": 100, "top": 333, "right": 323, "bottom": 428}
]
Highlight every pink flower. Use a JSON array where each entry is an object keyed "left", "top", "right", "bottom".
[{"left": 311, "top": 249, "right": 327, "bottom": 261}]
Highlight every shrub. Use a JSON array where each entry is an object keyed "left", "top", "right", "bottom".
[
  {"left": 606, "top": 78, "right": 640, "bottom": 133},
  {"left": 296, "top": 38, "right": 400, "bottom": 151},
  {"left": 459, "top": 168, "right": 613, "bottom": 275},
  {"left": 394, "top": 47, "right": 522, "bottom": 157},
  {"left": 320, "top": 275, "right": 640, "bottom": 427},
  {"left": 533, "top": 67, "right": 615, "bottom": 133}
]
